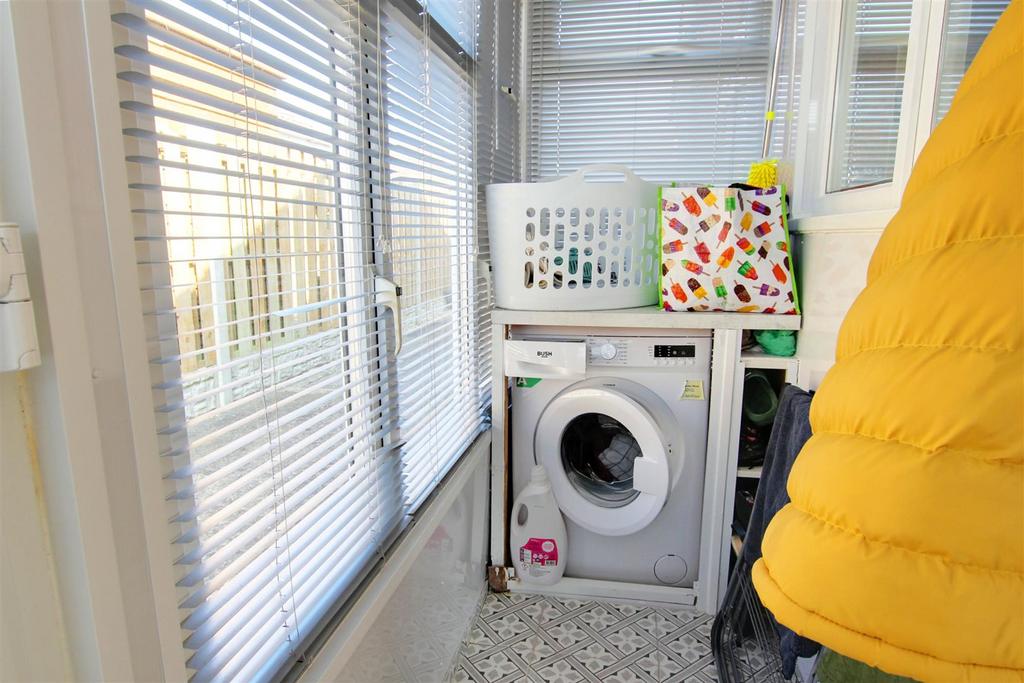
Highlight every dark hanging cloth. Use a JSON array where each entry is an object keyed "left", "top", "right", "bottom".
[{"left": 744, "top": 384, "right": 820, "bottom": 677}]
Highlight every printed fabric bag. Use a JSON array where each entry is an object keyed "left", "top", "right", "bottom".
[{"left": 659, "top": 185, "right": 800, "bottom": 314}]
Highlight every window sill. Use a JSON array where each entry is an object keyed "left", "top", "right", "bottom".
[{"left": 789, "top": 209, "right": 894, "bottom": 235}]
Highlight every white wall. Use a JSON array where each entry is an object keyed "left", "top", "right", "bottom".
[
  {"left": 792, "top": 229, "right": 884, "bottom": 388},
  {"left": 333, "top": 455, "right": 489, "bottom": 683},
  {"left": 0, "top": 2, "right": 73, "bottom": 678},
  {"left": 2, "top": 2, "right": 180, "bottom": 678},
  {"left": 0, "top": 379, "right": 72, "bottom": 683}
]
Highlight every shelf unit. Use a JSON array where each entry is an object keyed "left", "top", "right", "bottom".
[
  {"left": 724, "top": 349, "right": 800, "bottom": 578},
  {"left": 736, "top": 465, "right": 763, "bottom": 479},
  {"left": 741, "top": 345, "right": 799, "bottom": 379},
  {"left": 488, "top": 307, "right": 802, "bottom": 613}
]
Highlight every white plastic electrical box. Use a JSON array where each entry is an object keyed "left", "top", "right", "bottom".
[{"left": 0, "top": 222, "right": 41, "bottom": 371}]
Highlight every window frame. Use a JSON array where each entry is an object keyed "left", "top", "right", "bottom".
[{"left": 792, "top": 0, "right": 941, "bottom": 223}]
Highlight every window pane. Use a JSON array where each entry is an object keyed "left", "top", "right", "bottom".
[
  {"left": 381, "top": 7, "right": 488, "bottom": 513},
  {"left": 827, "top": 0, "right": 913, "bottom": 192},
  {"left": 933, "top": 0, "right": 1010, "bottom": 126},
  {"left": 113, "top": 0, "right": 493, "bottom": 678},
  {"left": 418, "top": 0, "right": 477, "bottom": 55},
  {"left": 528, "top": 0, "right": 774, "bottom": 185},
  {"left": 113, "top": 2, "right": 397, "bottom": 679}
]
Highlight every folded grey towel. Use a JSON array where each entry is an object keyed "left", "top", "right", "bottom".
[{"left": 743, "top": 384, "right": 819, "bottom": 678}]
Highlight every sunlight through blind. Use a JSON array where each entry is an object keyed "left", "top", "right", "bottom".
[
  {"left": 110, "top": 0, "right": 493, "bottom": 679},
  {"left": 528, "top": 0, "right": 774, "bottom": 184},
  {"left": 379, "top": 2, "right": 490, "bottom": 513}
]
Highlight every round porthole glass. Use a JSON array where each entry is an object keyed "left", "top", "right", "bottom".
[{"left": 560, "top": 413, "right": 641, "bottom": 508}]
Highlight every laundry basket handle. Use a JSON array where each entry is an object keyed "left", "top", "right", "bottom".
[{"left": 567, "top": 164, "right": 644, "bottom": 184}]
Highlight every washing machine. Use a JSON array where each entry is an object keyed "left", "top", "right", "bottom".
[{"left": 508, "top": 331, "right": 712, "bottom": 588}]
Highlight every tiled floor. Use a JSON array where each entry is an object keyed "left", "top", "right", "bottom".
[{"left": 452, "top": 591, "right": 740, "bottom": 682}]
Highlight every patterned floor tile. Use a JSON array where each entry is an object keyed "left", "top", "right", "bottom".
[
  {"left": 488, "top": 613, "right": 533, "bottom": 641},
  {"left": 544, "top": 618, "right": 591, "bottom": 649},
  {"left": 634, "top": 611, "right": 682, "bottom": 641},
  {"left": 535, "top": 658, "right": 588, "bottom": 682},
  {"left": 604, "top": 624, "right": 651, "bottom": 657},
  {"left": 520, "top": 597, "right": 565, "bottom": 626},
  {"left": 577, "top": 604, "right": 624, "bottom": 632},
  {"left": 665, "top": 630, "right": 712, "bottom": 664},
  {"left": 509, "top": 634, "right": 556, "bottom": 666},
  {"left": 451, "top": 592, "right": 762, "bottom": 683},
  {"left": 572, "top": 641, "right": 620, "bottom": 674},
  {"left": 461, "top": 625, "right": 497, "bottom": 658}
]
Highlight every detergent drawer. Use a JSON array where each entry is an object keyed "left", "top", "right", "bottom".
[{"left": 504, "top": 339, "right": 586, "bottom": 379}]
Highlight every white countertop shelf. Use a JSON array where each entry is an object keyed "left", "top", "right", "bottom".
[
  {"left": 737, "top": 465, "right": 763, "bottom": 479},
  {"left": 740, "top": 349, "right": 800, "bottom": 370},
  {"left": 492, "top": 306, "right": 801, "bottom": 331}
]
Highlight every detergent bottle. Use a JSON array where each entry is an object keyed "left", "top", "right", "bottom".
[{"left": 510, "top": 465, "right": 567, "bottom": 585}]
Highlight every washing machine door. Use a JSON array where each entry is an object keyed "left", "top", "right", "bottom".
[{"left": 535, "top": 385, "right": 672, "bottom": 537}]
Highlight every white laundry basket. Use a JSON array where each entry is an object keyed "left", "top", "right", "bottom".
[{"left": 486, "top": 165, "right": 660, "bottom": 311}]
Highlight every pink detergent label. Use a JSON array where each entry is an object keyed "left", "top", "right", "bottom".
[{"left": 520, "top": 537, "right": 558, "bottom": 567}]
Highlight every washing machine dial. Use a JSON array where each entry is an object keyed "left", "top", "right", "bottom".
[{"left": 599, "top": 343, "right": 617, "bottom": 360}]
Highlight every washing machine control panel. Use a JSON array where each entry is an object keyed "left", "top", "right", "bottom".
[
  {"left": 586, "top": 336, "right": 709, "bottom": 369},
  {"left": 599, "top": 342, "right": 618, "bottom": 360},
  {"left": 653, "top": 344, "right": 696, "bottom": 359}
]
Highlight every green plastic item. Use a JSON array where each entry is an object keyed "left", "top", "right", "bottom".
[
  {"left": 743, "top": 371, "right": 779, "bottom": 427},
  {"left": 754, "top": 329, "right": 796, "bottom": 357},
  {"left": 816, "top": 650, "right": 916, "bottom": 683}
]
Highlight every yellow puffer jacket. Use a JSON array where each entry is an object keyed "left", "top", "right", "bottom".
[{"left": 752, "top": 2, "right": 1024, "bottom": 681}]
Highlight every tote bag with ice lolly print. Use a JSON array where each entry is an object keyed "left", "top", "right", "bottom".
[{"left": 659, "top": 185, "right": 800, "bottom": 314}]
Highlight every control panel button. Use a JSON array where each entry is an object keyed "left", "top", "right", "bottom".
[{"left": 599, "top": 343, "right": 617, "bottom": 360}]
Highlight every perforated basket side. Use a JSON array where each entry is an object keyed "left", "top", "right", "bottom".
[{"left": 485, "top": 166, "right": 660, "bottom": 311}]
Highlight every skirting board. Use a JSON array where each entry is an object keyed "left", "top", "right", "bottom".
[{"left": 507, "top": 576, "right": 698, "bottom": 608}]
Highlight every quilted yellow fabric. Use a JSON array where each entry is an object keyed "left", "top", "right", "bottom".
[{"left": 751, "top": 2, "right": 1024, "bottom": 681}]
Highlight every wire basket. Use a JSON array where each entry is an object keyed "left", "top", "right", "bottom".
[
  {"left": 485, "top": 165, "right": 660, "bottom": 311},
  {"left": 712, "top": 549, "right": 790, "bottom": 683}
]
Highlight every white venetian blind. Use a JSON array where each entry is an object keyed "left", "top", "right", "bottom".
[
  {"left": 827, "top": 0, "right": 913, "bottom": 192},
  {"left": 528, "top": 0, "right": 774, "bottom": 184},
  {"left": 933, "top": 0, "right": 1009, "bottom": 126},
  {"left": 379, "top": 2, "right": 489, "bottom": 512},
  {"left": 110, "top": 0, "right": 421, "bottom": 679},
  {"left": 475, "top": 0, "right": 520, "bottom": 403}
]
